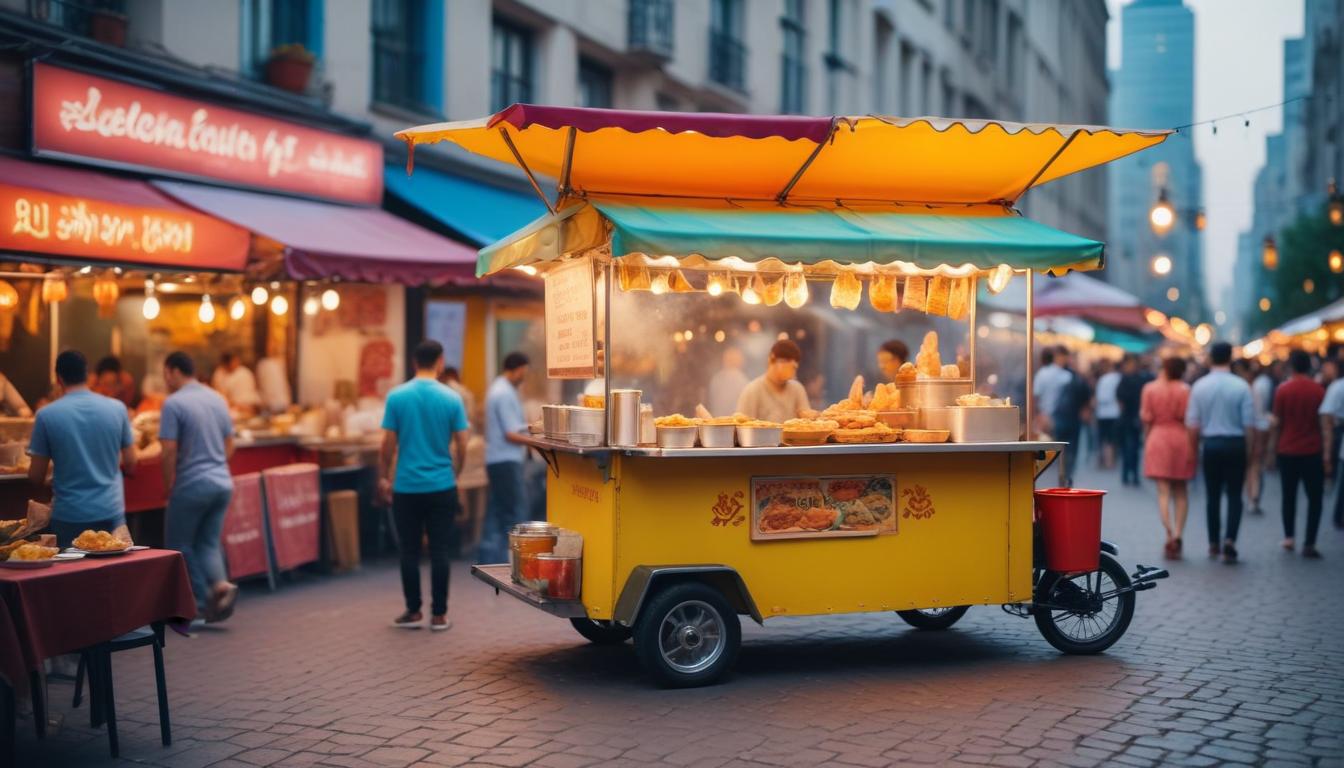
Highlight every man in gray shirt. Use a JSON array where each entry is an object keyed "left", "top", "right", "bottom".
[
  {"left": 1186, "top": 342, "right": 1255, "bottom": 563},
  {"left": 160, "top": 351, "right": 239, "bottom": 622},
  {"left": 736, "top": 340, "right": 810, "bottom": 423}
]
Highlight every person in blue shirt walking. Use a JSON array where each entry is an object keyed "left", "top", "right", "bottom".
[
  {"left": 160, "top": 351, "right": 239, "bottom": 623},
  {"left": 1186, "top": 342, "right": 1256, "bottom": 563},
  {"left": 27, "top": 350, "right": 137, "bottom": 547},
  {"left": 379, "top": 340, "right": 469, "bottom": 631},
  {"left": 477, "top": 352, "right": 531, "bottom": 564}
]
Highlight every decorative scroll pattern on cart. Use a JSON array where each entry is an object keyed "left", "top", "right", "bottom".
[{"left": 749, "top": 475, "right": 896, "bottom": 541}]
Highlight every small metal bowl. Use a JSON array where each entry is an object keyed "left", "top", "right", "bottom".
[
  {"left": 697, "top": 424, "right": 737, "bottom": 448},
  {"left": 656, "top": 426, "right": 697, "bottom": 448},
  {"left": 736, "top": 425, "right": 782, "bottom": 448}
]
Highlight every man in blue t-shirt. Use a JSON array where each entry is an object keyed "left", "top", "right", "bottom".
[
  {"left": 380, "top": 340, "right": 469, "bottom": 631},
  {"left": 477, "top": 351, "right": 531, "bottom": 565},
  {"left": 27, "top": 350, "right": 137, "bottom": 547},
  {"left": 160, "top": 351, "right": 239, "bottom": 623}
]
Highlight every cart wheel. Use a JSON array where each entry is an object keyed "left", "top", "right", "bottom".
[
  {"left": 1033, "top": 552, "right": 1135, "bottom": 655},
  {"left": 570, "top": 618, "right": 632, "bottom": 645},
  {"left": 634, "top": 582, "right": 741, "bottom": 688},
  {"left": 896, "top": 605, "right": 970, "bottom": 630}
]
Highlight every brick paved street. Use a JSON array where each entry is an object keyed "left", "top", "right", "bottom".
[{"left": 14, "top": 460, "right": 1344, "bottom": 768}]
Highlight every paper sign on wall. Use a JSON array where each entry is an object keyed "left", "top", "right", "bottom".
[
  {"left": 425, "top": 300, "right": 467, "bottom": 369},
  {"left": 544, "top": 259, "right": 597, "bottom": 379}
]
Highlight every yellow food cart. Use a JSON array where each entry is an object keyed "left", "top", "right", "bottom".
[{"left": 397, "top": 107, "right": 1172, "bottom": 687}]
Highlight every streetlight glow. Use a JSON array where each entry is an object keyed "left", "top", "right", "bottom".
[
  {"left": 1151, "top": 254, "right": 1173, "bottom": 276},
  {"left": 1262, "top": 237, "right": 1278, "bottom": 270},
  {"left": 1330, "top": 250, "right": 1343, "bottom": 274}
]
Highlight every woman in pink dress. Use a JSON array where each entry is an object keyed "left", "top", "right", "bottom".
[{"left": 1141, "top": 357, "right": 1196, "bottom": 558}]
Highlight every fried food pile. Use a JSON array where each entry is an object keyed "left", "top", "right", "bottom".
[
  {"left": 737, "top": 419, "right": 781, "bottom": 428},
  {"left": 832, "top": 422, "right": 900, "bottom": 443},
  {"left": 782, "top": 418, "right": 840, "bottom": 432},
  {"left": 9, "top": 543, "right": 58, "bottom": 561},
  {"left": 73, "top": 530, "right": 129, "bottom": 552},
  {"left": 695, "top": 413, "right": 751, "bottom": 426},
  {"left": 654, "top": 414, "right": 695, "bottom": 428},
  {"left": 870, "top": 382, "right": 899, "bottom": 411}
]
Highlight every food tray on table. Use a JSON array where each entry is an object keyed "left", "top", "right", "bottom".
[
  {"left": 782, "top": 429, "right": 833, "bottom": 446},
  {"left": 832, "top": 428, "right": 901, "bottom": 444}
]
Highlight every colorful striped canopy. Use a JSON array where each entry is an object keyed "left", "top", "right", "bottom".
[{"left": 397, "top": 105, "right": 1170, "bottom": 206}]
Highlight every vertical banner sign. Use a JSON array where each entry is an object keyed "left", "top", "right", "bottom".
[
  {"left": 424, "top": 300, "right": 467, "bottom": 369},
  {"left": 221, "top": 472, "right": 270, "bottom": 580},
  {"left": 261, "top": 463, "right": 322, "bottom": 571},
  {"left": 544, "top": 259, "right": 598, "bottom": 378}
]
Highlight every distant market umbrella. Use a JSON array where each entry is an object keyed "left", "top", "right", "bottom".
[{"left": 980, "top": 270, "right": 1151, "bottom": 330}]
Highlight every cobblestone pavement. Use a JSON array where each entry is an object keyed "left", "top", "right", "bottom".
[{"left": 14, "top": 461, "right": 1344, "bottom": 768}]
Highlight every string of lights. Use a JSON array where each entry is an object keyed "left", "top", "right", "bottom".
[{"left": 1171, "top": 94, "right": 1313, "bottom": 134}]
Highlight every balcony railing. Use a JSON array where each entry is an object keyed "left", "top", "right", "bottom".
[
  {"left": 708, "top": 30, "right": 746, "bottom": 92},
  {"left": 628, "top": 0, "right": 674, "bottom": 60}
]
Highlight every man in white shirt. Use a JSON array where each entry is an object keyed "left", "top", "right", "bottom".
[
  {"left": 1094, "top": 359, "right": 1122, "bottom": 470},
  {"left": 1032, "top": 347, "right": 1072, "bottom": 438},
  {"left": 1321, "top": 369, "right": 1344, "bottom": 528},
  {"left": 211, "top": 351, "right": 261, "bottom": 414},
  {"left": 707, "top": 347, "right": 751, "bottom": 418},
  {"left": 735, "top": 340, "right": 810, "bottom": 423}
]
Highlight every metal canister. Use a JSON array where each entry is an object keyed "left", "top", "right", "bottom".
[{"left": 609, "top": 389, "right": 643, "bottom": 447}]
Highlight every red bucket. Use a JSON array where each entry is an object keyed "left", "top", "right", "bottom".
[{"left": 1034, "top": 488, "right": 1105, "bottom": 572}]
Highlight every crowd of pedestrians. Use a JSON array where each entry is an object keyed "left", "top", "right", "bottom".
[{"left": 1035, "top": 341, "right": 1344, "bottom": 563}]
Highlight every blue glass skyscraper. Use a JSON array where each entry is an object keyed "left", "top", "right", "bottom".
[{"left": 1106, "top": 0, "right": 1206, "bottom": 321}]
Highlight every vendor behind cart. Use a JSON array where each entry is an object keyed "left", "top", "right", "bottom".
[{"left": 735, "top": 340, "right": 810, "bottom": 422}]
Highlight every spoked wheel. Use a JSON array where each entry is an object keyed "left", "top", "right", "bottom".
[
  {"left": 634, "top": 582, "right": 741, "bottom": 688},
  {"left": 569, "top": 618, "right": 632, "bottom": 645},
  {"left": 1033, "top": 552, "right": 1135, "bottom": 654},
  {"left": 896, "top": 605, "right": 970, "bottom": 630}
]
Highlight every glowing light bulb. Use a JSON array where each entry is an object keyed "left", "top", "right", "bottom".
[
  {"left": 229, "top": 297, "right": 246, "bottom": 320},
  {"left": 986, "top": 264, "right": 1013, "bottom": 294},
  {"left": 650, "top": 272, "right": 670, "bottom": 295},
  {"left": 740, "top": 278, "right": 760, "bottom": 305},
  {"left": 303, "top": 296, "right": 319, "bottom": 316},
  {"left": 1330, "top": 250, "right": 1343, "bottom": 274},
  {"left": 784, "top": 272, "right": 809, "bottom": 308},
  {"left": 251, "top": 285, "right": 269, "bottom": 305},
  {"left": 142, "top": 295, "right": 160, "bottom": 320},
  {"left": 1149, "top": 201, "right": 1174, "bottom": 233},
  {"left": 198, "top": 295, "right": 215, "bottom": 324},
  {"left": 513, "top": 264, "right": 538, "bottom": 276},
  {"left": 684, "top": 329, "right": 694, "bottom": 341},
  {"left": 1151, "top": 254, "right": 1172, "bottom": 276},
  {"left": 321, "top": 288, "right": 340, "bottom": 311},
  {"left": 706, "top": 273, "right": 727, "bottom": 297},
  {"left": 271, "top": 295, "right": 289, "bottom": 316},
  {"left": 714, "top": 330, "right": 726, "bottom": 342}
]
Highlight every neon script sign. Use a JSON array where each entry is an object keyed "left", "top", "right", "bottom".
[
  {"left": 32, "top": 63, "right": 383, "bottom": 205},
  {"left": 1, "top": 185, "right": 249, "bottom": 270}
]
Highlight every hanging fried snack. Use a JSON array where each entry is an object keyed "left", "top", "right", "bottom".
[
  {"left": 830, "top": 271, "right": 862, "bottom": 310},
  {"left": 618, "top": 261, "right": 651, "bottom": 291},
  {"left": 669, "top": 269, "right": 696, "bottom": 293},
  {"left": 761, "top": 273, "right": 785, "bottom": 306},
  {"left": 916, "top": 331, "right": 942, "bottom": 378},
  {"left": 948, "top": 277, "right": 970, "bottom": 320},
  {"left": 901, "top": 275, "right": 927, "bottom": 312},
  {"left": 869, "top": 273, "right": 898, "bottom": 312},
  {"left": 784, "top": 272, "right": 809, "bottom": 308},
  {"left": 926, "top": 275, "right": 952, "bottom": 316}
]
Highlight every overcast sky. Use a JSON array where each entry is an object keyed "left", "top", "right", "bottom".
[{"left": 1105, "top": 0, "right": 1305, "bottom": 316}]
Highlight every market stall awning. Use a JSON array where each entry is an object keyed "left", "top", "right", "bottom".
[
  {"left": 981, "top": 270, "right": 1150, "bottom": 329},
  {"left": 153, "top": 181, "right": 477, "bottom": 285},
  {"left": 1276, "top": 297, "right": 1344, "bottom": 338},
  {"left": 475, "top": 202, "right": 1103, "bottom": 277},
  {"left": 383, "top": 164, "right": 543, "bottom": 246},
  {"left": 0, "top": 155, "right": 249, "bottom": 271},
  {"left": 397, "top": 106, "right": 1170, "bottom": 206}
]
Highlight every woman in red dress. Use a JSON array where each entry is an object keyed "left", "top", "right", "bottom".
[{"left": 1141, "top": 357, "right": 1196, "bottom": 558}]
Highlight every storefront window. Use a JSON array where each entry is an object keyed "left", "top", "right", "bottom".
[
  {"left": 242, "top": 0, "right": 323, "bottom": 78},
  {"left": 372, "top": 0, "right": 441, "bottom": 115},
  {"left": 578, "top": 58, "right": 613, "bottom": 109},
  {"left": 491, "top": 18, "right": 534, "bottom": 112},
  {"left": 780, "top": 0, "right": 806, "bottom": 114}
]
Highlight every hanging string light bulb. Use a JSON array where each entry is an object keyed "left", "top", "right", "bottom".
[
  {"left": 1329, "top": 249, "right": 1343, "bottom": 274},
  {"left": 251, "top": 284, "right": 269, "bottom": 305},
  {"left": 740, "top": 276, "right": 761, "bottom": 305},
  {"left": 784, "top": 271, "right": 809, "bottom": 308},
  {"left": 706, "top": 272, "right": 728, "bottom": 297},
  {"left": 229, "top": 296, "right": 247, "bottom": 320},
  {"left": 198, "top": 294, "right": 216, "bottom": 324},
  {"left": 142, "top": 280, "right": 160, "bottom": 320},
  {"left": 303, "top": 295, "right": 320, "bottom": 316},
  {"left": 321, "top": 288, "right": 340, "bottom": 310},
  {"left": 270, "top": 294, "right": 289, "bottom": 316},
  {"left": 649, "top": 271, "right": 671, "bottom": 295},
  {"left": 1262, "top": 236, "right": 1278, "bottom": 270}
]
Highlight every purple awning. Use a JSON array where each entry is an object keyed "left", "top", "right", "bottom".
[
  {"left": 488, "top": 103, "right": 836, "bottom": 142},
  {"left": 152, "top": 181, "right": 476, "bottom": 285}
]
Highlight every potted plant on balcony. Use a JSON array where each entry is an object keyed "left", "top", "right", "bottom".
[
  {"left": 89, "top": 7, "right": 129, "bottom": 47},
  {"left": 265, "top": 43, "right": 316, "bottom": 94}
]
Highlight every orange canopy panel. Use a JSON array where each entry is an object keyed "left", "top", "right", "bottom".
[{"left": 396, "top": 106, "right": 1170, "bottom": 205}]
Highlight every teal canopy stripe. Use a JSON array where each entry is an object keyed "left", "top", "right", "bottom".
[
  {"left": 596, "top": 203, "right": 1104, "bottom": 272},
  {"left": 1090, "top": 323, "right": 1158, "bottom": 353}
]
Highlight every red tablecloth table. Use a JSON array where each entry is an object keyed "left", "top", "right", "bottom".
[{"left": 0, "top": 550, "right": 196, "bottom": 697}]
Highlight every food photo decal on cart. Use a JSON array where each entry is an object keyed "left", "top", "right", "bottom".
[{"left": 750, "top": 475, "right": 896, "bottom": 541}]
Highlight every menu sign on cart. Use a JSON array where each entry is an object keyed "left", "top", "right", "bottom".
[
  {"left": 261, "top": 463, "right": 321, "bottom": 571},
  {"left": 31, "top": 63, "right": 383, "bottom": 205},
  {"left": 221, "top": 473, "right": 271, "bottom": 580},
  {"left": 751, "top": 474, "right": 897, "bottom": 541},
  {"left": 543, "top": 259, "right": 598, "bottom": 378}
]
